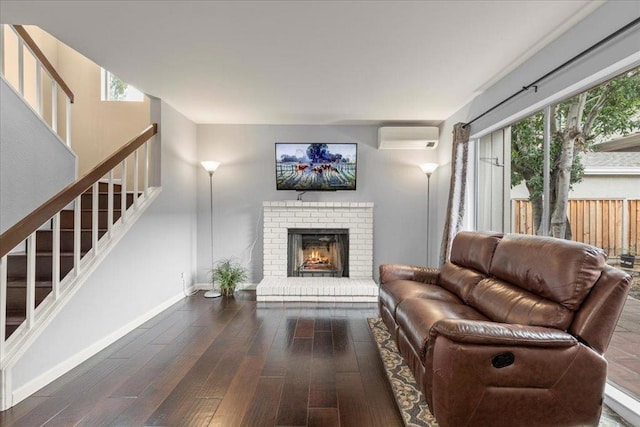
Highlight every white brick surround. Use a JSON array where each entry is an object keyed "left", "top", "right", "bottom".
[{"left": 257, "top": 201, "right": 377, "bottom": 302}]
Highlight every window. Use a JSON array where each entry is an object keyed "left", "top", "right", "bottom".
[
  {"left": 475, "top": 67, "right": 640, "bottom": 408},
  {"left": 100, "top": 68, "right": 144, "bottom": 102}
]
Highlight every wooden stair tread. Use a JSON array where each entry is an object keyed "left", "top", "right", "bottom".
[{"left": 7, "top": 280, "right": 52, "bottom": 288}]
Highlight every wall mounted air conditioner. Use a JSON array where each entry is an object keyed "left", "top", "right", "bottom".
[{"left": 378, "top": 126, "right": 439, "bottom": 150}]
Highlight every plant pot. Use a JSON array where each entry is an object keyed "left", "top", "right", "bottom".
[{"left": 620, "top": 254, "right": 636, "bottom": 269}]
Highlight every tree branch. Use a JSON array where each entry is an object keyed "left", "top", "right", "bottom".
[{"left": 583, "top": 83, "right": 611, "bottom": 137}]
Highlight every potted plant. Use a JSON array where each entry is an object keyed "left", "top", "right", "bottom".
[{"left": 210, "top": 258, "right": 248, "bottom": 297}]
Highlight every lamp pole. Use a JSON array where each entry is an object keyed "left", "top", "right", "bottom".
[
  {"left": 420, "top": 163, "right": 438, "bottom": 266},
  {"left": 201, "top": 161, "right": 221, "bottom": 298}
]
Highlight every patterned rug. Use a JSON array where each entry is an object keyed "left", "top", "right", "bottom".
[{"left": 367, "top": 317, "right": 630, "bottom": 427}]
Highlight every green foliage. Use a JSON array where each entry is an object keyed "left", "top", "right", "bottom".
[
  {"left": 511, "top": 68, "right": 640, "bottom": 215},
  {"left": 210, "top": 258, "right": 248, "bottom": 297},
  {"left": 108, "top": 73, "right": 128, "bottom": 100}
]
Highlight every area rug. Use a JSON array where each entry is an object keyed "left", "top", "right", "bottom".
[
  {"left": 367, "top": 317, "right": 630, "bottom": 427},
  {"left": 367, "top": 317, "right": 437, "bottom": 426}
]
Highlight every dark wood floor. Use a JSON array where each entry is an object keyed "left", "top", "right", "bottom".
[{"left": 0, "top": 291, "right": 403, "bottom": 427}]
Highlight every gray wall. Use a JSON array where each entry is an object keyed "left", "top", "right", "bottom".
[
  {"left": 0, "top": 78, "right": 76, "bottom": 233},
  {"left": 197, "top": 125, "right": 440, "bottom": 283},
  {"left": 12, "top": 100, "right": 198, "bottom": 392}
]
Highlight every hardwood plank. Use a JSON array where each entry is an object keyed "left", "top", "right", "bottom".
[
  {"left": 261, "top": 317, "right": 297, "bottom": 376},
  {"left": 295, "top": 317, "right": 315, "bottom": 338},
  {"left": 3, "top": 358, "right": 122, "bottom": 427},
  {"left": 309, "top": 331, "right": 337, "bottom": 408},
  {"left": 275, "top": 337, "right": 313, "bottom": 426},
  {"left": 207, "top": 355, "right": 265, "bottom": 427},
  {"left": 145, "top": 305, "right": 263, "bottom": 424},
  {"left": 336, "top": 372, "right": 374, "bottom": 427},
  {"left": 42, "top": 344, "right": 165, "bottom": 426},
  {"left": 0, "top": 396, "right": 49, "bottom": 427},
  {"left": 332, "top": 318, "right": 359, "bottom": 372},
  {"left": 178, "top": 398, "right": 221, "bottom": 427},
  {"left": 107, "top": 354, "right": 199, "bottom": 426},
  {"left": 354, "top": 340, "right": 404, "bottom": 426},
  {"left": 314, "top": 317, "right": 332, "bottom": 332},
  {"left": 239, "top": 377, "right": 284, "bottom": 426},
  {"left": 308, "top": 407, "right": 340, "bottom": 427}
]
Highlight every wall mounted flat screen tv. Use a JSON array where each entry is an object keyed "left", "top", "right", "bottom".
[{"left": 275, "top": 143, "right": 357, "bottom": 191}]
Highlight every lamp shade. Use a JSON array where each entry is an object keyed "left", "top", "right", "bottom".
[
  {"left": 419, "top": 163, "right": 438, "bottom": 175},
  {"left": 201, "top": 160, "right": 221, "bottom": 173}
]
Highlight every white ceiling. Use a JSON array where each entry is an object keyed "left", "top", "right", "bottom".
[{"left": 0, "top": 1, "right": 602, "bottom": 125}]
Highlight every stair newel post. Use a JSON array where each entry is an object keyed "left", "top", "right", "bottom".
[
  {"left": 133, "top": 149, "right": 139, "bottom": 208},
  {"left": 0, "top": 255, "right": 7, "bottom": 358},
  {"left": 51, "top": 81, "right": 58, "bottom": 133},
  {"left": 143, "top": 141, "right": 149, "bottom": 197},
  {"left": 73, "top": 196, "right": 81, "bottom": 277},
  {"left": 121, "top": 159, "right": 128, "bottom": 224},
  {"left": 52, "top": 213, "right": 60, "bottom": 299},
  {"left": 92, "top": 182, "right": 99, "bottom": 256},
  {"left": 107, "top": 171, "right": 114, "bottom": 237},
  {"left": 26, "top": 233, "right": 36, "bottom": 330}
]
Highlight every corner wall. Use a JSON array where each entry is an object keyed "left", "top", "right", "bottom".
[
  {"left": 196, "top": 124, "right": 439, "bottom": 283},
  {"left": 0, "top": 78, "right": 76, "bottom": 233}
]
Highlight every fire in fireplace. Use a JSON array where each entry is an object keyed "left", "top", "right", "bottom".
[{"left": 287, "top": 229, "right": 349, "bottom": 277}]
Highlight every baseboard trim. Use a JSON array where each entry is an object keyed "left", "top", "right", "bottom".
[
  {"left": 11, "top": 292, "right": 186, "bottom": 406},
  {"left": 604, "top": 383, "right": 640, "bottom": 427},
  {"left": 194, "top": 282, "right": 257, "bottom": 291}
]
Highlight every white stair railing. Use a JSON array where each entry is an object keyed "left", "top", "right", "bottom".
[
  {"left": 0, "top": 24, "right": 74, "bottom": 146},
  {"left": 0, "top": 124, "right": 159, "bottom": 411}
]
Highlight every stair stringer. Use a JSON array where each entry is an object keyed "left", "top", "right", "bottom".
[{"left": 0, "top": 186, "right": 162, "bottom": 411}]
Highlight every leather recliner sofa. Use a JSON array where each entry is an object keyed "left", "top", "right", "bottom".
[{"left": 379, "top": 231, "right": 631, "bottom": 426}]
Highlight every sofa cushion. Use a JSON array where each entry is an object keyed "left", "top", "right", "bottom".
[
  {"left": 438, "top": 262, "right": 486, "bottom": 302},
  {"left": 467, "top": 278, "right": 574, "bottom": 330},
  {"left": 395, "top": 298, "right": 489, "bottom": 360},
  {"left": 489, "top": 234, "right": 606, "bottom": 310},
  {"left": 379, "top": 280, "right": 462, "bottom": 316},
  {"left": 450, "top": 231, "right": 503, "bottom": 274}
]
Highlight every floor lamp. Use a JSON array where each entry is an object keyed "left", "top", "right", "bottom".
[
  {"left": 420, "top": 163, "right": 438, "bottom": 266},
  {"left": 201, "top": 160, "right": 222, "bottom": 298}
]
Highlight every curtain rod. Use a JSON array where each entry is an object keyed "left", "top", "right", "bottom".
[{"left": 463, "top": 16, "right": 640, "bottom": 129}]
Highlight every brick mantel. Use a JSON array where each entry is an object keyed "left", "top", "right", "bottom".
[{"left": 262, "top": 201, "right": 374, "bottom": 279}]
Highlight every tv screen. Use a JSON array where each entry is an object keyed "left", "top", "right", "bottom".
[{"left": 275, "top": 143, "right": 357, "bottom": 191}]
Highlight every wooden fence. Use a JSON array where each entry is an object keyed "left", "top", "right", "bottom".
[{"left": 513, "top": 199, "right": 639, "bottom": 257}]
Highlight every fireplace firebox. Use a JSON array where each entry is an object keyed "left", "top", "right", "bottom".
[{"left": 287, "top": 229, "right": 349, "bottom": 277}]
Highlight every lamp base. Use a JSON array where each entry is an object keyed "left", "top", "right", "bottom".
[{"left": 203, "top": 289, "right": 222, "bottom": 298}]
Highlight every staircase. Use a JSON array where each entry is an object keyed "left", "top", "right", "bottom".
[{"left": 4, "top": 183, "right": 135, "bottom": 338}]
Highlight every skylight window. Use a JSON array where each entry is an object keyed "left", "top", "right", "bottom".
[{"left": 100, "top": 68, "right": 144, "bottom": 102}]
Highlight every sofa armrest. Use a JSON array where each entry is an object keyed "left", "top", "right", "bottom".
[
  {"left": 430, "top": 319, "right": 578, "bottom": 348},
  {"left": 379, "top": 264, "right": 439, "bottom": 285}
]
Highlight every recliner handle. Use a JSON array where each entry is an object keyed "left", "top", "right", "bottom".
[{"left": 492, "top": 352, "right": 515, "bottom": 368}]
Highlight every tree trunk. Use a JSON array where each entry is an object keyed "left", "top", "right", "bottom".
[
  {"left": 550, "top": 94, "right": 586, "bottom": 239},
  {"left": 526, "top": 181, "right": 543, "bottom": 235}
]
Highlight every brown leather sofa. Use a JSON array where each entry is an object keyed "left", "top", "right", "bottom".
[{"left": 379, "top": 231, "right": 631, "bottom": 426}]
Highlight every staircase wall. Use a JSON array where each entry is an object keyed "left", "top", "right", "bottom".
[
  {"left": 10, "top": 99, "right": 198, "bottom": 400},
  {"left": 0, "top": 78, "right": 76, "bottom": 233}
]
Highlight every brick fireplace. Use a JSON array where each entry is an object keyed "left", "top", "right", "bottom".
[{"left": 257, "top": 201, "right": 378, "bottom": 302}]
